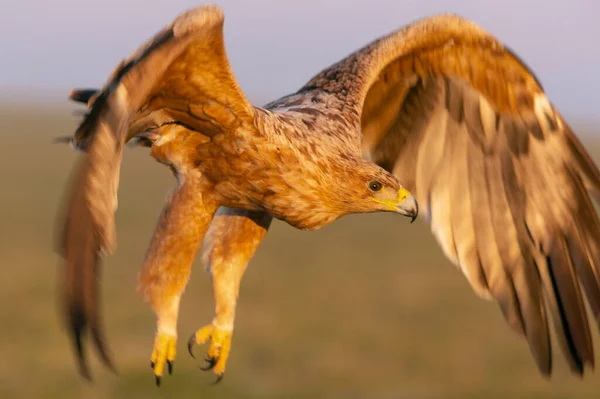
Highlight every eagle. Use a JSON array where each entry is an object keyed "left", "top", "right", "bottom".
[{"left": 58, "top": 4, "right": 600, "bottom": 385}]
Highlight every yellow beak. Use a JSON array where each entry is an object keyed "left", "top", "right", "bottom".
[
  {"left": 372, "top": 188, "right": 419, "bottom": 222},
  {"left": 396, "top": 189, "right": 418, "bottom": 223}
]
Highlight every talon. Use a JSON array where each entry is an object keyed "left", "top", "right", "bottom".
[
  {"left": 214, "top": 373, "right": 224, "bottom": 384},
  {"left": 200, "top": 357, "right": 216, "bottom": 371},
  {"left": 187, "top": 333, "right": 197, "bottom": 359},
  {"left": 190, "top": 324, "right": 233, "bottom": 378},
  {"left": 150, "top": 332, "right": 177, "bottom": 383}
]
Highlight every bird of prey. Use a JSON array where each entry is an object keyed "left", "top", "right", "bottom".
[{"left": 58, "top": 4, "right": 600, "bottom": 385}]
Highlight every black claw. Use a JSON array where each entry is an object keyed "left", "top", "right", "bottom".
[
  {"left": 200, "top": 357, "right": 216, "bottom": 371},
  {"left": 150, "top": 361, "right": 155, "bottom": 369},
  {"left": 214, "top": 373, "right": 224, "bottom": 385},
  {"left": 167, "top": 360, "right": 173, "bottom": 375},
  {"left": 155, "top": 375, "right": 161, "bottom": 387},
  {"left": 187, "top": 334, "right": 196, "bottom": 359}
]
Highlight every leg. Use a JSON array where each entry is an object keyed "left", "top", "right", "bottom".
[
  {"left": 188, "top": 207, "right": 272, "bottom": 381},
  {"left": 137, "top": 172, "right": 217, "bottom": 385}
]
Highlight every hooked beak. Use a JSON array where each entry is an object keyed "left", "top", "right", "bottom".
[{"left": 397, "top": 191, "right": 419, "bottom": 223}]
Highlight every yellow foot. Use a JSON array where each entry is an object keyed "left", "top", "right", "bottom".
[
  {"left": 150, "top": 331, "right": 177, "bottom": 386},
  {"left": 187, "top": 324, "right": 232, "bottom": 383}
]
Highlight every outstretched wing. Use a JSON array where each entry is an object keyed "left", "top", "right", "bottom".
[
  {"left": 57, "top": 5, "right": 255, "bottom": 378},
  {"left": 298, "top": 14, "right": 600, "bottom": 375}
]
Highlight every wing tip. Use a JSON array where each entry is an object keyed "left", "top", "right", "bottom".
[
  {"left": 68, "top": 303, "right": 117, "bottom": 380},
  {"left": 91, "top": 324, "right": 118, "bottom": 374},
  {"left": 531, "top": 339, "right": 596, "bottom": 378},
  {"left": 68, "top": 305, "right": 93, "bottom": 381}
]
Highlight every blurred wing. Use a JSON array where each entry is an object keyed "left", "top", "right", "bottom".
[
  {"left": 58, "top": 5, "right": 255, "bottom": 378},
  {"left": 299, "top": 14, "right": 600, "bottom": 375}
]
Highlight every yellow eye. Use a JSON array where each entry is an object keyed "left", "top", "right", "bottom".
[{"left": 369, "top": 181, "right": 383, "bottom": 192}]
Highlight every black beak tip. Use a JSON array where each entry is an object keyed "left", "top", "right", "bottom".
[{"left": 411, "top": 200, "right": 419, "bottom": 223}]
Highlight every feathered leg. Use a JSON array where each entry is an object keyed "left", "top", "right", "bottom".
[
  {"left": 188, "top": 207, "right": 272, "bottom": 381},
  {"left": 137, "top": 172, "right": 218, "bottom": 386}
]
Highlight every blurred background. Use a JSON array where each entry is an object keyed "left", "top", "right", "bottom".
[{"left": 1, "top": 0, "right": 599, "bottom": 398}]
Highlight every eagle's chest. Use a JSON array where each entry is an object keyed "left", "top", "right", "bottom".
[{"left": 196, "top": 133, "right": 347, "bottom": 229}]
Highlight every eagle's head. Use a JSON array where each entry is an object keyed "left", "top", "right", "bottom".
[{"left": 336, "top": 159, "right": 418, "bottom": 221}]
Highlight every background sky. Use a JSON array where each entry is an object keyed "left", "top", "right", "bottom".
[{"left": 1, "top": 0, "right": 599, "bottom": 121}]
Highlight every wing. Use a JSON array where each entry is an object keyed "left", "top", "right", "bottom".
[
  {"left": 297, "top": 14, "right": 600, "bottom": 375},
  {"left": 57, "top": 5, "right": 256, "bottom": 377}
]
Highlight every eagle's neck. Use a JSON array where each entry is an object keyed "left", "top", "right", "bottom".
[{"left": 236, "top": 106, "right": 368, "bottom": 230}]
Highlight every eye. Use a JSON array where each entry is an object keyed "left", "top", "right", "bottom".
[{"left": 369, "top": 181, "right": 383, "bottom": 192}]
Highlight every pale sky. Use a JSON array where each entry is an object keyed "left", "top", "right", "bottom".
[{"left": 1, "top": 0, "right": 599, "bottom": 121}]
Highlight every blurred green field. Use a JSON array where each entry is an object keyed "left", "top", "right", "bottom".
[{"left": 1, "top": 104, "right": 600, "bottom": 398}]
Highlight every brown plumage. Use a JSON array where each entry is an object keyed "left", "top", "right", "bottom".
[{"left": 57, "top": 5, "right": 600, "bottom": 383}]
